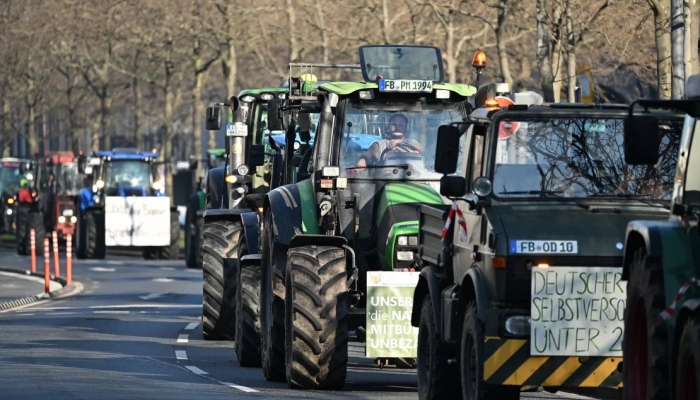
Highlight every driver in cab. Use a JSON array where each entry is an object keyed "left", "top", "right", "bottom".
[{"left": 355, "top": 113, "right": 422, "bottom": 168}]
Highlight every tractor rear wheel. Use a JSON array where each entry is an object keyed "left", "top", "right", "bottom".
[
  {"left": 26, "top": 211, "right": 46, "bottom": 256},
  {"left": 185, "top": 203, "right": 197, "bottom": 268},
  {"left": 675, "top": 316, "right": 700, "bottom": 400},
  {"left": 285, "top": 245, "right": 349, "bottom": 390},
  {"left": 235, "top": 240, "right": 263, "bottom": 367},
  {"left": 417, "top": 295, "right": 460, "bottom": 399},
  {"left": 85, "top": 210, "right": 106, "bottom": 259},
  {"left": 15, "top": 205, "right": 28, "bottom": 255},
  {"left": 202, "top": 219, "right": 240, "bottom": 340},
  {"left": 158, "top": 210, "right": 180, "bottom": 260},
  {"left": 194, "top": 217, "right": 203, "bottom": 268},
  {"left": 622, "top": 246, "right": 669, "bottom": 400}
]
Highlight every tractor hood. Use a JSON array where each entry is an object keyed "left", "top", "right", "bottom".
[{"left": 491, "top": 202, "right": 670, "bottom": 257}]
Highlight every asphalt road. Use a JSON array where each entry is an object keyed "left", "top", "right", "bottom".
[
  {"left": 0, "top": 270, "right": 61, "bottom": 303},
  {"left": 0, "top": 249, "right": 605, "bottom": 400}
]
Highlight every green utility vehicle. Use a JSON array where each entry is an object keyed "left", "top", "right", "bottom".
[
  {"left": 411, "top": 94, "right": 683, "bottom": 399},
  {"left": 185, "top": 148, "right": 226, "bottom": 269},
  {"left": 256, "top": 45, "right": 479, "bottom": 389},
  {"left": 620, "top": 75, "right": 700, "bottom": 400}
]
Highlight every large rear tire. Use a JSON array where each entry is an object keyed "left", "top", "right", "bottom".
[
  {"left": 194, "top": 217, "right": 203, "bottom": 268},
  {"left": 15, "top": 205, "right": 28, "bottom": 255},
  {"left": 202, "top": 219, "right": 240, "bottom": 340},
  {"left": 417, "top": 295, "right": 460, "bottom": 399},
  {"left": 158, "top": 210, "right": 180, "bottom": 260},
  {"left": 26, "top": 211, "right": 46, "bottom": 257},
  {"left": 285, "top": 245, "right": 349, "bottom": 390},
  {"left": 185, "top": 203, "right": 197, "bottom": 268},
  {"left": 261, "top": 211, "right": 286, "bottom": 382},
  {"left": 622, "top": 247, "right": 669, "bottom": 400},
  {"left": 235, "top": 240, "right": 263, "bottom": 367},
  {"left": 85, "top": 210, "right": 106, "bottom": 259}
]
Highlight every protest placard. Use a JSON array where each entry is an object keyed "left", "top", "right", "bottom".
[{"left": 104, "top": 196, "right": 170, "bottom": 246}]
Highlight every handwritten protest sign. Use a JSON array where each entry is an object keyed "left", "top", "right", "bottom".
[
  {"left": 530, "top": 267, "right": 627, "bottom": 356},
  {"left": 366, "top": 271, "right": 420, "bottom": 358},
  {"left": 104, "top": 196, "right": 170, "bottom": 246}
]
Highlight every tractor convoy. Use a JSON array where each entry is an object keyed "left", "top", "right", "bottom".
[{"left": 8, "top": 42, "right": 695, "bottom": 399}]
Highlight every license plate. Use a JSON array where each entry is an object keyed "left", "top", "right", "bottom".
[
  {"left": 226, "top": 124, "right": 248, "bottom": 137},
  {"left": 510, "top": 240, "right": 578, "bottom": 254},
  {"left": 379, "top": 79, "right": 433, "bottom": 93}
]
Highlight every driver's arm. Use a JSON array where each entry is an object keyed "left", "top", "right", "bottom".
[{"left": 357, "top": 142, "right": 381, "bottom": 167}]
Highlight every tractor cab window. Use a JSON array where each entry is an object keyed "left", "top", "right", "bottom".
[
  {"left": 104, "top": 160, "right": 153, "bottom": 196},
  {"left": 0, "top": 164, "right": 22, "bottom": 193},
  {"left": 340, "top": 100, "right": 465, "bottom": 181},
  {"left": 59, "top": 162, "right": 80, "bottom": 194},
  {"left": 491, "top": 116, "right": 681, "bottom": 200}
]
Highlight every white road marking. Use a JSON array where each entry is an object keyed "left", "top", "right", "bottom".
[
  {"left": 0, "top": 299, "right": 50, "bottom": 313},
  {"left": 90, "top": 267, "right": 115, "bottom": 272},
  {"left": 30, "top": 304, "right": 199, "bottom": 311},
  {"left": 152, "top": 278, "right": 174, "bottom": 282},
  {"left": 52, "top": 312, "right": 77, "bottom": 315},
  {"left": 185, "top": 322, "right": 199, "bottom": 330},
  {"left": 0, "top": 271, "right": 61, "bottom": 291},
  {"left": 177, "top": 334, "right": 188, "bottom": 343},
  {"left": 185, "top": 366, "right": 207, "bottom": 375},
  {"left": 219, "top": 382, "right": 259, "bottom": 393},
  {"left": 139, "top": 293, "right": 167, "bottom": 300},
  {"left": 160, "top": 267, "right": 175, "bottom": 271},
  {"left": 175, "top": 350, "right": 188, "bottom": 360},
  {"left": 15, "top": 313, "right": 34, "bottom": 316},
  {"left": 94, "top": 311, "right": 130, "bottom": 314}
]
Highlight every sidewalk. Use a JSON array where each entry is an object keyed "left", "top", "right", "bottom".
[{"left": 0, "top": 271, "right": 61, "bottom": 303}]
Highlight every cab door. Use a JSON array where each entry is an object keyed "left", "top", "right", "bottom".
[{"left": 676, "top": 117, "right": 700, "bottom": 271}]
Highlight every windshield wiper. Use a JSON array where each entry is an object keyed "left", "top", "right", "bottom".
[
  {"left": 347, "top": 164, "right": 410, "bottom": 170},
  {"left": 499, "top": 190, "right": 590, "bottom": 210},
  {"left": 591, "top": 193, "right": 671, "bottom": 210}
]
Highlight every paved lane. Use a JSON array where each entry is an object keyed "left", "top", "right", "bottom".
[{"left": 0, "top": 250, "right": 606, "bottom": 399}]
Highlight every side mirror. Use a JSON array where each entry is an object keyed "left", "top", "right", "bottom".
[
  {"left": 206, "top": 106, "right": 222, "bottom": 131},
  {"left": 298, "top": 113, "right": 311, "bottom": 133},
  {"left": 440, "top": 175, "right": 467, "bottom": 197},
  {"left": 434, "top": 125, "right": 463, "bottom": 174},
  {"left": 249, "top": 144, "right": 266, "bottom": 168},
  {"left": 624, "top": 115, "right": 660, "bottom": 165},
  {"left": 267, "top": 99, "right": 288, "bottom": 131},
  {"left": 188, "top": 155, "right": 199, "bottom": 170}
]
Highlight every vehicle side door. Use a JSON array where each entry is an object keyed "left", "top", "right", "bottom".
[
  {"left": 677, "top": 117, "right": 700, "bottom": 271},
  {"left": 453, "top": 125, "right": 487, "bottom": 281}
]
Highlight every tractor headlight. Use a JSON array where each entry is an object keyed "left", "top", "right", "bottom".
[
  {"left": 409, "top": 236, "right": 418, "bottom": 246},
  {"left": 398, "top": 236, "right": 408, "bottom": 246},
  {"left": 278, "top": 93, "right": 287, "bottom": 99},
  {"left": 152, "top": 181, "right": 162, "bottom": 191},
  {"left": 93, "top": 195, "right": 100, "bottom": 203},
  {"left": 70, "top": 216, "right": 77, "bottom": 223},
  {"left": 241, "top": 95, "right": 255, "bottom": 103},
  {"left": 6, "top": 197, "right": 13, "bottom": 204},
  {"left": 237, "top": 164, "right": 249, "bottom": 175},
  {"left": 260, "top": 93, "right": 274, "bottom": 100},
  {"left": 58, "top": 216, "right": 66, "bottom": 224},
  {"left": 95, "top": 179, "right": 105, "bottom": 189},
  {"left": 6, "top": 209, "right": 12, "bottom": 215},
  {"left": 62, "top": 209, "right": 73, "bottom": 217},
  {"left": 396, "top": 251, "right": 414, "bottom": 261},
  {"left": 359, "top": 90, "right": 374, "bottom": 100}
]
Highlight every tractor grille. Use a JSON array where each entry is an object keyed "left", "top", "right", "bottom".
[{"left": 505, "top": 255, "right": 623, "bottom": 303}]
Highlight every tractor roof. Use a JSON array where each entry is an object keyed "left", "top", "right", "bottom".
[
  {"left": 470, "top": 102, "right": 681, "bottom": 121},
  {"left": 95, "top": 148, "right": 157, "bottom": 160},
  {"left": 207, "top": 148, "right": 226, "bottom": 157},
  {"left": 44, "top": 151, "right": 76, "bottom": 164},
  {"left": 318, "top": 81, "right": 476, "bottom": 97}
]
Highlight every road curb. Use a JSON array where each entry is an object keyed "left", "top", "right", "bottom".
[{"left": 0, "top": 267, "right": 82, "bottom": 311}]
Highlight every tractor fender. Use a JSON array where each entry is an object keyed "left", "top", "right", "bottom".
[
  {"left": 263, "top": 184, "right": 304, "bottom": 247},
  {"left": 411, "top": 264, "right": 447, "bottom": 331},
  {"left": 289, "top": 234, "right": 347, "bottom": 250},
  {"left": 462, "top": 266, "right": 490, "bottom": 321},
  {"left": 205, "top": 166, "right": 226, "bottom": 210},
  {"left": 202, "top": 209, "right": 258, "bottom": 253},
  {"left": 621, "top": 220, "right": 666, "bottom": 281},
  {"left": 78, "top": 188, "right": 95, "bottom": 212}
]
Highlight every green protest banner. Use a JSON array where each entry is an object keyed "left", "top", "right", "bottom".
[{"left": 366, "top": 271, "right": 420, "bottom": 358}]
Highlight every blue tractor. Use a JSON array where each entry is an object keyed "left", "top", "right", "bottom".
[{"left": 76, "top": 148, "right": 180, "bottom": 260}]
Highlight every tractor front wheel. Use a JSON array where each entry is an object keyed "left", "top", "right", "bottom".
[
  {"left": 285, "top": 245, "right": 349, "bottom": 390},
  {"left": 261, "top": 211, "right": 286, "bottom": 382},
  {"left": 201, "top": 219, "right": 240, "bottom": 340},
  {"left": 158, "top": 210, "right": 180, "bottom": 260},
  {"left": 417, "top": 295, "right": 460, "bottom": 399},
  {"left": 26, "top": 211, "right": 46, "bottom": 256},
  {"left": 235, "top": 240, "right": 262, "bottom": 367},
  {"left": 676, "top": 316, "right": 700, "bottom": 400},
  {"left": 84, "top": 211, "right": 106, "bottom": 259},
  {"left": 15, "top": 205, "right": 28, "bottom": 255}
]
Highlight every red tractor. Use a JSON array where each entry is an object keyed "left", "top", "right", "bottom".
[{"left": 16, "top": 151, "right": 81, "bottom": 255}]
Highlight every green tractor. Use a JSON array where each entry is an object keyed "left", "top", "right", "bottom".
[
  {"left": 620, "top": 75, "right": 700, "bottom": 400},
  {"left": 184, "top": 148, "right": 226, "bottom": 269},
  {"left": 255, "top": 45, "right": 480, "bottom": 389}
]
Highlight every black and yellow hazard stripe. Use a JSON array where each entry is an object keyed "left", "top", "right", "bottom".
[{"left": 483, "top": 337, "right": 622, "bottom": 387}]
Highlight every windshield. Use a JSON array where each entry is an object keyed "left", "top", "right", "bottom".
[
  {"left": 359, "top": 45, "right": 444, "bottom": 82},
  {"left": 59, "top": 162, "right": 80, "bottom": 194},
  {"left": 340, "top": 101, "right": 466, "bottom": 181},
  {"left": 0, "top": 165, "right": 22, "bottom": 194},
  {"left": 491, "top": 116, "right": 681, "bottom": 200},
  {"left": 104, "top": 160, "right": 153, "bottom": 194}
]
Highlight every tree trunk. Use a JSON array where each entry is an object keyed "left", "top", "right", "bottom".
[
  {"left": 100, "top": 93, "right": 112, "bottom": 150},
  {"left": 496, "top": 5, "right": 513, "bottom": 87},
  {"left": 192, "top": 63, "right": 204, "bottom": 180},
  {"left": 164, "top": 85, "right": 174, "bottom": 201},
  {"left": 686, "top": 0, "right": 700, "bottom": 77},
  {"left": 446, "top": 20, "right": 456, "bottom": 83},
  {"left": 133, "top": 77, "right": 143, "bottom": 149},
  {"left": 315, "top": 0, "right": 329, "bottom": 64},
  {"left": 286, "top": 0, "right": 299, "bottom": 61},
  {"left": 536, "top": 0, "right": 555, "bottom": 101},
  {"left": 672, "top": 0, "right": 686, "bottom": 97},
  {"left": 3, "top": 98, "right": 10, "bottom": 157},
  {"left": 91, "top": 114, "right": 101, "bottom": 152},
  {"left": 567, "top": 14, "right": 577, "bottom": 103},
  {"left": 27, "top": 102, "right": 37, "bottom": 155},
  {"left": 550, "top": 3, "right": 564, "bottom": 102},
  {"left": 650, "top": 0, "right": 673, "bottom": 99}
]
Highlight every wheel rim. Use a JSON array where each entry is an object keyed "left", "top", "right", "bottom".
[
  {"left": 464, "top": 331, "right": 477, "bottom": 397},
  {"left": 681, "top": 353, "right": 697, "bottom": 400},
  {"left": 627, "top": 298, "right": 648, "bottom": 400}
]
